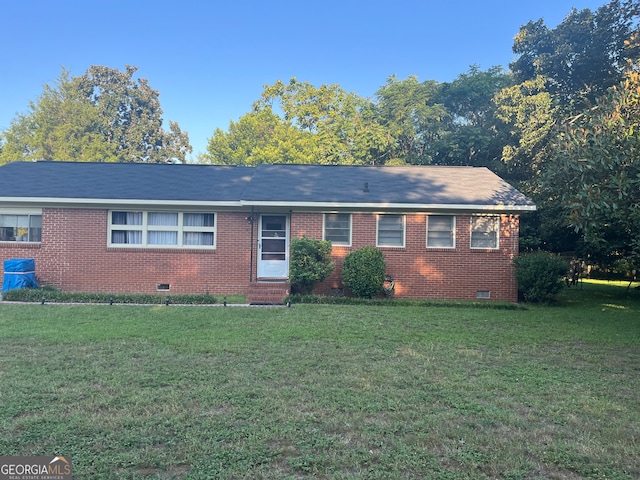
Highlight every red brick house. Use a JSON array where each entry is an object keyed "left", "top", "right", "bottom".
[{"left": 0, "top": 161, "right": 535, "bottom": 302}]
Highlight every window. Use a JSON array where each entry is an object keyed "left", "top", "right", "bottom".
[
  {"left": 470, "top": 216, "right": 499, "bottom": 249},
  {"left": 0, "top": 213, "right": 42, "bottom": 242},
  {"left": 111, "top": 211, "right": 143, "bottom": 245},
  {"left": 324, "top": 213, "right": 351, "bottom": 246},
  {"left": 377, "top": 214, "right": 405, "bottom": 247},
  {"left": 427, "top": 215, "right": 455, "bottom": 248},
  {"left": 109, "top": 211, "right": 216, "bottom": 248}
]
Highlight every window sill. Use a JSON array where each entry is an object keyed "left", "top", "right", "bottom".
[
  {"left": 107, "top": 247, "right": 217, "bottom": 253},
  {"left": 0, "top": 242, "right": 41, "bottom": 248}
]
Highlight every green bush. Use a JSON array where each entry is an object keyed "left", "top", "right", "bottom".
[
  {"left": 289, "top": 235, "right": 334, "bottom": 294},
  {"left": 514, "top": 251, "right": 569, "bottom": 303},
  {"left": 342, "top": 246, "right": 386, "bottom": 298},
  {"left": 1, "top": 289, "right": 220, "bottom": 305}
]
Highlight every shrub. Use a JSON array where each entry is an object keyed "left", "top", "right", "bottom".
[
  {"left": 514, "top": 251, "right": 569, "bottom": 302},
  {"left": 342, "top": 246, "right": 386, "bottom": 298},
  {"left": 1, "top": 288, "right": 220, "bottom": 305},
  {"left": 289, "top": 235, "right": 334, "bottom": 294}
]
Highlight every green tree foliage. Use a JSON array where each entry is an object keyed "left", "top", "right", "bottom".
[
  {"left": 434, "top": 65, "right": 513, "bottom": 172},
  {"left": 342, "top": 246, "right": 387, "bottom": 299},
  {"left": 0, "top": 70, "right": 117, "bottom": 164},
  {"left": 206, "top": 77, "right": 391, "bottom": 166},
  {"left": 545, "top": 66, "right": 640, "bottom": 270},
  {"left": 289, "top": 235, "right": 334, "bottom": 294},
  {"left": 206, "top": 69, "right": 513, "bottom": 169},
  {"left": 494, "top": 75, "right": 558, "bottom": 183},
  {"left": 496, "top": 1, "right": 639, "bottom": 253},
  {"left": 202, "top": 108, "right": 317, "bottom": 165},
  {"left": 0, "top": 65, "right": 191, "bottom": 164},
  {"left": 496, "top": 0, "right": 639, "bottom": 183},
  {"left": 511, "top": 0, "right": 639, "bottom": 110},
  {"left": 514, "top": 251, "right": 568, "bottom": 302},
  {"left": 374, "top": 75, "right": 449, "bottom": 165},
  {"left": 254, "top": 78, "right": 389, "bottom": 165},
  {"left": 75, "top": 65, "right": 191, "bottom": 162}
]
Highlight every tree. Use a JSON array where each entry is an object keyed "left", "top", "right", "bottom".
[
  {"left": 75, "top": 65, "right": 191, "bottom": 162},
  {"left": 434, "top": 65, "right": 513, "bottom": 173},
  {"left": 203, "top": 108, "right": 317, "bottom": 165},
  {"left": 495, "top": 0, "right": 640, "bottom": 185},
  {"left": 374, "top": 75, "right": 448, "bottom": 164},
  {"left": 545, "top": 66, "right": 640, "bottom": 271},
  {"left": 511, "top": 0, "right": 640, "bottom": 110},
  {"left": 206, "top": 78, "right": 390, "bottom": 166},
  {"left": 0, "top": 69, "right": 117, "bottom": 164},
  {"left": 254, "top": 78, "right": 390, "bottom": 165},
  {"left": 491, "top": 2, "right": 640, "bottom": 255},
  {"left": 493, "top": 75, "right": 558, "bottom": 184},
  {"left": 0, "top": 65, "right": 191, "bottom": 164}
]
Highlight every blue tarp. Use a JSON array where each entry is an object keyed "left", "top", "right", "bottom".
[{"left": 2, "top": 258, "right": 38, "bottom": 293}]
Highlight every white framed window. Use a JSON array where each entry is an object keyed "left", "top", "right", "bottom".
[
  {"left": 426, "top": 215, "right": 455, "bottom": 248},
  {"left": 0, "top": 210, "right": 42, "bottom": 243},
  {"left": 324, "top": 213, "right": 351, "bottom": 246},
  {"left": 470, "top": 216, "right": 499, "bottom": 249},
  {"left": 109, "top": 211, "right": 216, "bottom": 248},
  {"left": 377, "top": 214, "right": 405, "bottom": 247}
]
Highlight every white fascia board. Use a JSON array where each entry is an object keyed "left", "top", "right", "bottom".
[
  {"left": 0, "top": 197, "right": 537, "bottom": 213},
  {"left": 241, "top": 200, "right": 536, "bottom": 212},
  {"left": 0, "top": 197, "right": 244, "bottom": 208}
]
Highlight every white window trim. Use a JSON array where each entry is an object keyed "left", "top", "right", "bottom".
[
  {"left": 0, "top": 209, "right": 43, "bottom": 243},
  {"left": 108, "top": 210, "right": 216, "bottom": 249},
  {"left": 323, "top": 213, "right": 352, "bottom": 246},
  {"left": 426, "top": 214, "right": 456, "bottom": 249},
  {"left": 376, "top": 214, "right": 406, "bottom": 248},
  {"left": 470, "top": 215, "right": 500, "bottom": 250},
  {"left": 0, "top": 208, "right": 43, "bottom": 215}
]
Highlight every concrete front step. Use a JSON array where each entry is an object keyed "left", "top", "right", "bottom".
[{"left": 247, "top": 281, "right": 290, "bottom": 305}]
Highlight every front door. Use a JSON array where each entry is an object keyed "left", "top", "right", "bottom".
[{"left": 257, "top": 214, "right": 289, "bottom": 279}]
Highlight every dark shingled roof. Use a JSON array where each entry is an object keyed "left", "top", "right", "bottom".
[
  {"left": 0, "top": 161, "right": 253, "bottom": 201},
  {"left": 0, "top": 161, "right": 535, "bottom": 210},
  {"left": 247, "top": 164, "right": 534, "bottom": 207}
]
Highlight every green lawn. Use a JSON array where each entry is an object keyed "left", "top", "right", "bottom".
[{"left": 1, "top": 281, "right": 639, "bottom": 479}]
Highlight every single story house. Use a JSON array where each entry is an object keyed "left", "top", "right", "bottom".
[{"left": 0, "top": 161, "right": 535, "bottom": 302}]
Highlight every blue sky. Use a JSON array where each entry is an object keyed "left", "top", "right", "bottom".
[{"left": 1, "top": 0, "right": 606, "bottom": 160}]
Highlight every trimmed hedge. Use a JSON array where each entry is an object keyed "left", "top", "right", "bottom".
[
  {"left": 1, "top": 288, "right": 221, "bottom": 305},
  {"left": 286, "top": 294, "right": 525, "bottom": 310}
]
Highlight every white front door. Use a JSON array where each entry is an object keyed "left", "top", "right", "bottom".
[{"left": 257, "top": 214, "right": 289, "bottom": 279}]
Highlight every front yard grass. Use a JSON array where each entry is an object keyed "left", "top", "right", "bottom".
[{"left": 0, "top": 280, "right": 639, "bottom": 479}]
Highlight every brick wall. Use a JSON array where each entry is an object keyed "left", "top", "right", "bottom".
[
  {"left": 0, "top": 208, "right": 254, "bottom": 296},
  {"left": 291, "top": 212, "right": 519, "bottom": 302},
  {"left": 1, "top": 208, "right": 520, "bottom": 301}
]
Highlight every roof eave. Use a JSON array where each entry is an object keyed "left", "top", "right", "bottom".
[
  {"left": 0, "top": 197, "right": 536, "bottom": 213},
  {"left": 0, "top": 197, "right": 244, "bottom": 208},
  {"left": 241, "top": 200, "right": 536, "bottom": 212}
]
